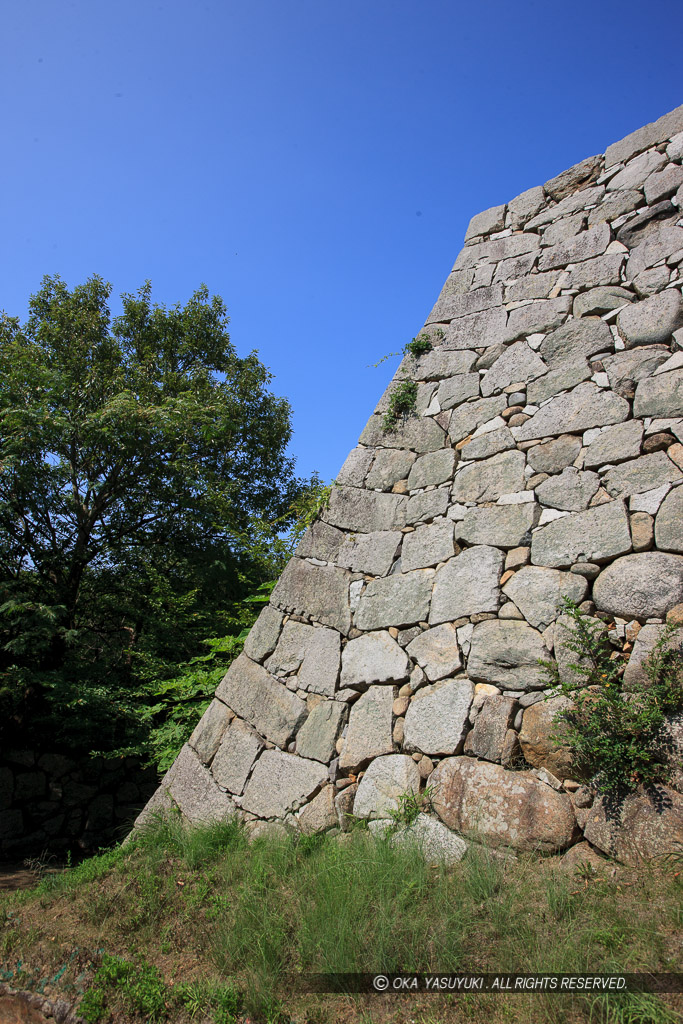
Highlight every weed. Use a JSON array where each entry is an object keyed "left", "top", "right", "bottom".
[
  {"left": 575, "top": 860, "right": 600, "bottom": 883},
  {"left": 461, "top": 844, "right": 505, "bottom": 903},
  {"left": 545, "top": 871, "right": 574, "bottom": 922},
  {"left": 174, "top": 978, "right": 241, "bottom": 1022},
  {"left": 79, "top": 986, "right": 107, "bottom": 1023},
  {"left": 386, "top": 786, "right": 434, "bottom": 831},
  {"left": 369, "top": 328, "right": 444, "bottom": 431},
  {"left": 370, "top": 330, "right": 438, "bottom": 369},
  {"left": 132, "top": 812, "right": 248, "bottom": 869},
  {"left": 382, "top": 379, "right": 419, "bottom": 432},
  {"left": 22, "top": 851, "right": 58, "bottom": 881},
  {"left": 403, "top": 333, "right": 434, "bottom": 358},
  {"left": 35, "top": 844, "right": 126, "bottom": 897},
  {"left": 83, "top": 953, "right": 167, "bottom": 1021}
]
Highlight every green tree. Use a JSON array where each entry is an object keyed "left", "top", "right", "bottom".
[{"left": 0, "top": 275, "right": 307, "bottom": 753}]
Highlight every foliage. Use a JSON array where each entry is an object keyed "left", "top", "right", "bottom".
[
  {"left": 545, "top": 600, "right": 683, "bottom": 796},
  {"left": 123, "top": 474, "right": 334, "bottom": 771},
  {"left": 284, "top": 477, "right": 333, "bottom": 548},
  {"left": 85, "top": 954, "right": 167, "bottom": 1022},
  {"left": 376, "top": 329, "right": 445, "bottom": 431},
  {"left": 0, "top": 275, "right": 314, "bottom": 758},
  {"left": 79, "top": 952, "right": 243, "bottom": 1024},
  {"left": 133, "top": 812, "right": 248, "bottom": 869},
  {"left": 382, "top": 380, "right": 419, "bottom": 432}
]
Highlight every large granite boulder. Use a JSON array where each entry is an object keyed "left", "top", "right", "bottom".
[
  {"left": 514, "top": 383, "right": 629, "bottom": 441},
  {"left": 354, "top": 570, "right": 434, "bottom": 631},
  {"left": 295, "top": 701, "right": 346, "bottom": 763},
  {"left": 323, "top": 486, "right": 408, "bottom": 533},
  {"left": 401, "top": 521, "right": 456, "bottom": 571},
  {"left": 463, "top": 694, "right": 517, "bottom": 763},
  {"left": 211, "top": 719, "right": 263, "bottom": 794},
  {"left": 216, "top": 654, "right": 308, "bottom": 748},
  {"left": 616, "top": 289, "right": 683, "bottom": 347},
  {"left": 406, "top": 623, "right": 462, "bottom": 681},
  {"left": 189, "top": 699, "right": 233, "bottom": 764},
  {"left": 368, "top": 813, "right": 468, "bottom": 865},
  {"left": 655, "top": 486, "right": 683, "bottom": 553},
  {"left": 339, "top": 686, "right": 395, "bottom": 770},
  {"left": 340, "top": 631, "right": 410, "bottom": 688},
  {"left": 266, "top": 620, "right": 315, "bottom": 675},
  {"left": 502, "top": 566, "right": 588, "bottom": 630},
  {"left": 451, "top": 450, "right": 526, "bottom": 503},
  {"left": 403, "top": 678, "right": 473, "bottom": 755},
  {"left": 592, "top": 552, "right": 683, "bottom": 621},
  {"left": 431, "top": 757, "right": 579, "bottom": 852},
  {"left": 531, "top": 500, "right": 632, "bottom": 569},
  {"left": 622, "top": 624, "right": 682, "bottom": 689},
  {"left": 164, "top": 745, "right": 239, "bottom": 825},
  {"left": 271, "top": 558, "right": 352, "bottom": 635},
  {"left": 455, "top": 503, "right": 540, "bottom": 548},
  {"left": 297, "top": 786, "right": 338, "bottom": 834},
  {"left": 467, "top": 620, "right": 551, "bottom": 690},
  {"left": 337, "top": 530, "right": 403, "bottom": 576},
  {"left": 240, "top": 751, "right": 327, "bottom": 820},
  {"left": 243, "top": 606, "right": 284, "bottom": 663},
  {"left": 429, "top": 545, "right": 503, "bottom": 624},
  {"left": 526, "top": 434, "right": 582, "bottom": 474},
  {"left": 633, "top": 369, "right": 683, "bottom": 418},
  {"left": 535, "top": 468, "right": 600, "bottom": 512},
  {"left": 353, "top": 754, "right": 421, "bottom": 819}
]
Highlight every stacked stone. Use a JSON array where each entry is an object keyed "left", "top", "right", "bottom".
[
  {"left": 0, "top": 750, "right": 156, "bottom": 856},
  {"left": 136, "top": 104, "right": 683, "bottom": 865}
]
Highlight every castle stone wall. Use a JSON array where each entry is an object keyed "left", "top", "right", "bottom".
[{"left": 135, "top": 104, "right": 683, "bottom": 864}]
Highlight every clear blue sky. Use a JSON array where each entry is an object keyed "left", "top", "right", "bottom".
[{"left": 3, "top": 0, "right": 682, "bottom": 484}]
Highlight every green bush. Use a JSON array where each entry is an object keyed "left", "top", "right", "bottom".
[{"left": 547, "top": 600, "right": 683, "bottom": 796}]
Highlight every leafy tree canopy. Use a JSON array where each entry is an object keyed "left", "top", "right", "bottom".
[{"left": 0, "top": 275, "right": 313, "bottom": 755}]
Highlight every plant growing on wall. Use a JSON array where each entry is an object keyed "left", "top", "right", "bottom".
[
  {"left": 382, "top": 380, "right": 419, "bottom": 432},
  {"left": 545, "top": 600, "right": 683, "bottom": 797},
  {"left": 377, "top": 329, "right": 445, "bottom": 432}
]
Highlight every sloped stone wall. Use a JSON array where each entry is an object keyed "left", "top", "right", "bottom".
[{"left": 135, "top": 104, "right": 683, "bottom": 864}]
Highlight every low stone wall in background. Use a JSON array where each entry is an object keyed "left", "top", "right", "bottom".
[{"left": 0, "top": 749, "right": 157, "bottom": 859}]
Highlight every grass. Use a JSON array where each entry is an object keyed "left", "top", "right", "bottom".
[{"left": 1, "top": 813, "right": 681, "bottom": 1024}]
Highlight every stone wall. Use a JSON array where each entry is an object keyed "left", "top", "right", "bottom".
[
  {"left": 135, "top": 103, "right": 683, "bottom": 865},
  {"left": 1, "top": 749, "right": 157, "bottom": 858}
]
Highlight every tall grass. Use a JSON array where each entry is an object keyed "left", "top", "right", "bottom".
[{"left": 2, "top": 815, "right": 681, "bottom": 1024}]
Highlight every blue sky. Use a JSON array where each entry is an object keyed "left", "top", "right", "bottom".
[{"left": 3, "top": 0, "right": 682, "bottom": 485}]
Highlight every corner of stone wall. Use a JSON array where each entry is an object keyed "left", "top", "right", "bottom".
[{"left": 134, "top": 103, "right": 683, "bottom": 866}]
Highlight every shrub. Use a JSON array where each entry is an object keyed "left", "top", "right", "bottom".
[{"left": 546, "top": 600, "right": 683, "bottom": 797}]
